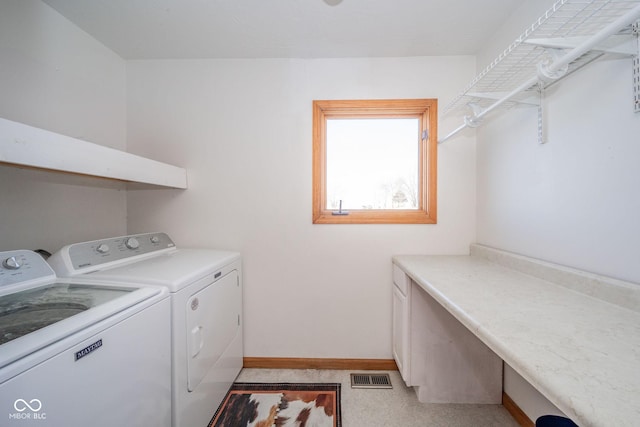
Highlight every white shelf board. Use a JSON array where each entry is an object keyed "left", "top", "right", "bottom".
[{"left": 0, "top": 117, "right": 187, "bottom": 189}]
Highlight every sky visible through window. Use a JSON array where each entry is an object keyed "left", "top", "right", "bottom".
[{"left": 326, "top": 118, "right": 419, "bottom": 210}]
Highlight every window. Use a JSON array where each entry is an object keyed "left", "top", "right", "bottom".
[{"left": 312, "top": 99, "right": 437, "bottom": 224}]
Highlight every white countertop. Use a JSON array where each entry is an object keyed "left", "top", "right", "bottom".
[{"left": 393, "top": 247, "right": 640, "bottom": 427}]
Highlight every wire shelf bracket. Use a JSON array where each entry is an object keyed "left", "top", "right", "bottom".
[
  {"left": 524, "top": 35, "right": 638, "bottom": 56},
  {"left": 466, "top": 91, "right": 541, "bottom": 106},
  {"left": 438, "top": 1, "right": 640, "bottom": 145}
]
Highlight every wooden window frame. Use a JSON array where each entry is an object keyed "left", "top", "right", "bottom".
[{"left": 312, "top": 99, "right": 437, "bottom": 224}]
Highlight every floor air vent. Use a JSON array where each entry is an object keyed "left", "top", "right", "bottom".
[{"left": 350, "top": 373, "right": 392, "bottom": 389}]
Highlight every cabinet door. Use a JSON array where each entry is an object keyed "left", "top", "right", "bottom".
[{"left": 392, "top": 283, "right": 410, "bottom": 383}]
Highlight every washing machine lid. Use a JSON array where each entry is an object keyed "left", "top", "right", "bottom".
[
  {"left": 1, "top": 249, "right": 167, "bottom": 369},
  {"left": 2, "top": 283, "right": 132, "bottom": 345},
  {"left": 84, "top": 249, "right": 240, "bottom": 292},
  {"left": 0, "top": 281, "right": 163, "bottom": 369}
]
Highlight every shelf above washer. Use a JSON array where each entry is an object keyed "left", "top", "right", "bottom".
[{"left": 0, "top": 117, "right": 187, "bottom": 189}]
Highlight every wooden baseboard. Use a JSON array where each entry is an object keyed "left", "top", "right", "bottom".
[
  {"left": 503, "top": 392, "right": 534, "bottom": 427},
  {"left": 243, "top": 357, "right": 398, "bottom": 371}
]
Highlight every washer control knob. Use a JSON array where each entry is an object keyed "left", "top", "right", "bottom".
[
  {"left": 150, "top": 235, "right": 160, "bottom": 244},
  {"left": 2, "top": 256, "right": 21, "bottom": 270},
  {"left": 125, "top": 237, "right": 140, "bottom": 250},
  {"left": 96, "top": 244, "right": 110, "bottom": 254}
]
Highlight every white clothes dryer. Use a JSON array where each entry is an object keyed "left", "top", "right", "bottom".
[
  {"left": 48, "top": 232, "right": 243, "bottom": 427},
  {"left": 0, "top": 249, "right": 171, "bottom": 427}
]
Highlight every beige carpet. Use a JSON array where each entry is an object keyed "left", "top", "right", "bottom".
[{"left": 236, "top": 369, "right": 520, "bottom": 427}]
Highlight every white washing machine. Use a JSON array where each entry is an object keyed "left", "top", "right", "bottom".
[
  {"left": 48, "top": 232, "right": 243, "bottom": 427},
  {"left": 0, "top": 249, "right": 171, "bottom": 427}
]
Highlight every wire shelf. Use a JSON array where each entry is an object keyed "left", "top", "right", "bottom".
[{"left": 442, "top": 0, "right": 640, "bottom": 117}]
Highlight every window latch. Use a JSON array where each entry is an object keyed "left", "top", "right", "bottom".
[{"left": 331, "top": 200, "right": 349, "bottom": 216}]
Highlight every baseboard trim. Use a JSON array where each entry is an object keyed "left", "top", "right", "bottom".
[
  {"left": 503, "top": 392, "right": 534, "bottom": 427},
  {"left": 243, "top": 357, "right": 398, "bottom": 371}
]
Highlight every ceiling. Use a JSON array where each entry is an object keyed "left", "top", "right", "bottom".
[{"left": 42, "top": 0, "right": 527, "bottom": 59}]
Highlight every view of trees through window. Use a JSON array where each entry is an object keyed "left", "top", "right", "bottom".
[{"left": 326, "top": 118, "right": 419, "bottom": 210}]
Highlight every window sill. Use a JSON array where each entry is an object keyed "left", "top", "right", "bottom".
[{"left": 313, "top": 209, "right": 437, "bottom": 224}]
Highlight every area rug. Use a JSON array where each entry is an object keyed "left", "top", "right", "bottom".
[{"left": 208, "top": 382, "right": 341, "bottom": 427}]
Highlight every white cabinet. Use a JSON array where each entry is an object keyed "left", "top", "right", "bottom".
[
  {"left": 392, "top": 264, "right": 411, "bottom": 383},
  {"left": 392, "top": 261, "right": 502, "bottom": 404}
]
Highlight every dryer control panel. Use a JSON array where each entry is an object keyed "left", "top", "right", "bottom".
[{"left": 47, "top": 232, "right": 176, "bottom": 276}]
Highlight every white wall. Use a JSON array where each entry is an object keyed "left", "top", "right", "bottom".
[
  {"left": 477, "top": 57, "right": 640, "bottom": 422},
  {"left": 476, "top": 58, "right": 640, "bottom": 283},
  {"left": 474, "top": 0, "right": 640, "bottom": 422},
  {"left": 475, "top": 2, "right": 640, "bottom": 284},
  {"left": 0, "top": 0, "right": 127, "bottom": 253},
  {"left": 126, "top": 56, "right": 477, "bottom": 359}
]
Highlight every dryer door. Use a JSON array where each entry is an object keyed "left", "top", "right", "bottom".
[{"left": 186, "top": 270, "right": 240, "bottom": 392}]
